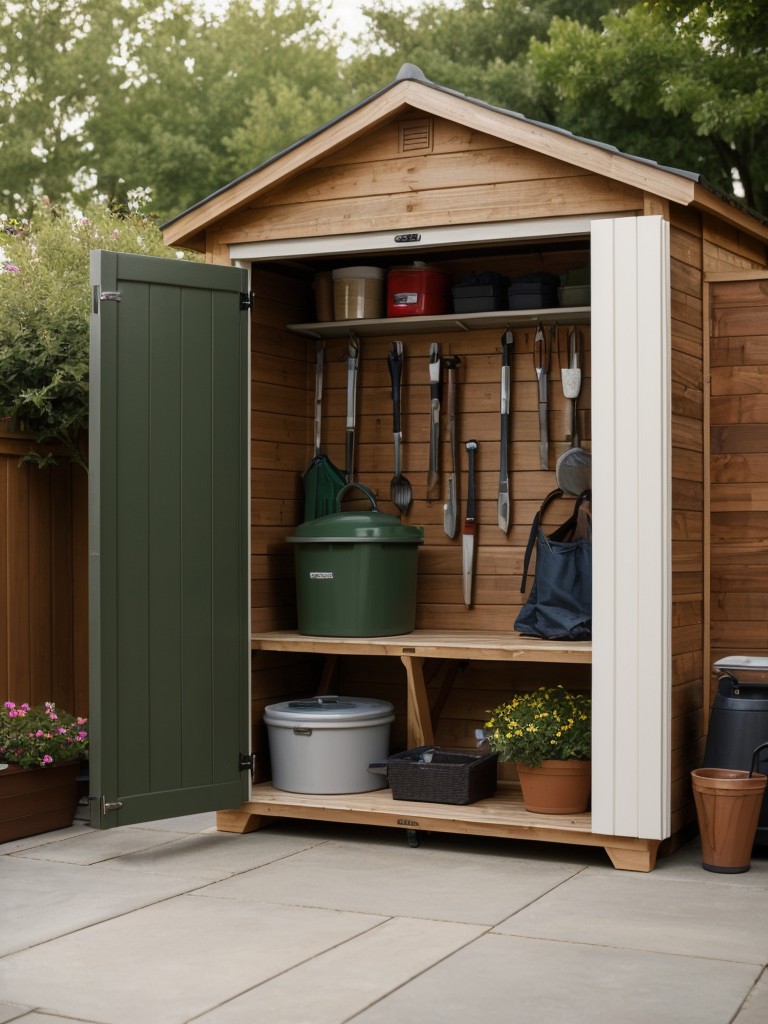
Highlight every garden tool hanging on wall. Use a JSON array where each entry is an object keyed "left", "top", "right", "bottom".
[
  {"left": 427, "top": 342, "right": 441, "bottom": 499},
  {"left": 533, "top": 322, "right": 550, "bottom": 470},
  {"left": 555, "top": 326, "right": 590, "bottom": 497},
  {"left": 442, "top": 355, "right": 461, "bottom": 538},
  {"left": 561, "top": 326, "right": 584, "bottom": 448},
  {"left": 345, "top": 331, "right": 360, "bottom": 483},
  {"left": 497, "top": 328, "right": 513, "bottom": 534},
  {"left": 302, "top": 339, "right": 346, "bottom": 521}
]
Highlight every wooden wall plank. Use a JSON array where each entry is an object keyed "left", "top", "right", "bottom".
[{"left": 0, "top": 440, "right": 87, "bottom": 715}]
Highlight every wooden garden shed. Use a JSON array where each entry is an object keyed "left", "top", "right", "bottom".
[{"left": 88, "top": 65, "right": 768, "bottom": 870}]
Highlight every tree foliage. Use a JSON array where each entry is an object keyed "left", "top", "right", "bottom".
[
  {"left": 1, "top": 0, "right": 766, "bottom": 218},
  {"left": 0, "top": 197, "right": 199, "bottom": 467},
  {"left": 0, "top": 0, "right": 352, "bottom": 222},
  {"left": 348, "top": 0, "right": 767, "bottom": 213}
]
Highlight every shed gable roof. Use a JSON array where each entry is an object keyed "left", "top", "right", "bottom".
[{"left": 162, "top": 64, "right": 761, "bottom": 249}]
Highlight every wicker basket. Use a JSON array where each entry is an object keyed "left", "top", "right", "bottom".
[{"left": 369, "top": 745, "right": 498, "bottom": 804}]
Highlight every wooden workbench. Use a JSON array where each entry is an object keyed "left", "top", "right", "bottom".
[{"left": 217, "top": 631, "right": 660, "bottom": 871}]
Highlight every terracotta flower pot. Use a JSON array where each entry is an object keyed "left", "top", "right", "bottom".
[
  {"left": 0, "top": 761, "right": 81, "bottom": 843},
  {"left": 691, "top": 767, "right": 767, "bottom": 873},
  {"left": 516, "top": 758, "right": 592, "bottom": 814}
]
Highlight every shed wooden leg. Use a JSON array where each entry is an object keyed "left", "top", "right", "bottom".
[
  {"left": 604, "top": 840, "right": 660, "bottom": 872},
  {"left": 402, "top": 655, "right": 434, "bottom": 748},
  {"left": 216, "top": 808, "right": 274, "bottom": 834}
]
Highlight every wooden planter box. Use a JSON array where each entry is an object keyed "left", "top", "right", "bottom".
[{"left": 0, "top": 761, "right": 81, "bottom": 843}]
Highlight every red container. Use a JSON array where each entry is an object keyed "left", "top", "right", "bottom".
[{"left": 387, "top": 263, "right": 451, "bottom": 317}]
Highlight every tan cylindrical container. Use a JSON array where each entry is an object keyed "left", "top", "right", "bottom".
[
  {"left": 691, "top": 767, "right": 767, "bottom": 872},
  {"left": 332, "top": 266, "right": 385, "bottom": 320}
]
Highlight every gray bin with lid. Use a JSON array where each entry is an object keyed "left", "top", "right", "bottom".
[
  {"left": 288, "top": 483, "right": 423, "bottom": 637},
  {"left": 264, "top": 695, "right": 395, "bottom": 794},
  {"left": 704, "top": 656, "right": 768, "bottom": 849}
]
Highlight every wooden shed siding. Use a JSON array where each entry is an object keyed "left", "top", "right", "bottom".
[
  {"left": 219, "top": 176, "right": 640, "bottom": 245},
  {"left": 669, "top": 214, "right": 706, "bottom": 831},
  {"left": 709, "top": 278, "right": 768, "bottom": 682},
  {"left": 0, "top": 434, "right": 88, "bottom": 717},
  {"left": 209, "top": 119, "right": 643, "bottom": 247}
]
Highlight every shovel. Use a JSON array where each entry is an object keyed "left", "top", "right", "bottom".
[
  {"left": 387, "top": 340, "right": 413, "bottom": 514},
  {"left": 302, "top": 339, "right": 345, "bottom": 521}
]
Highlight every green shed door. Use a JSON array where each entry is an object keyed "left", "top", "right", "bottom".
[{"left": 88, "top": 251, "right": 250, "bottom": 829}]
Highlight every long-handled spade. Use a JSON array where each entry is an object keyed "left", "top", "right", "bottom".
[{"left": 386, "top": 340, "right": 413, "bottom": 514}]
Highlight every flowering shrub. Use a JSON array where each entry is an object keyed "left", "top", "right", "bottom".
[
  {"left": 484, "top": 686, "right": 591, "bottom": 767},
  {"left": 0, "top": 701, "right": 88, "bottom": 770}
]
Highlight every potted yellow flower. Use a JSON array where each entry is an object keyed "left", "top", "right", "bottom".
[
  {"left": 0, "top": 700, "right": 88, "bottom": 842},
  {"left": 484, "top": 686, "right": 591, "bottom": 814}
]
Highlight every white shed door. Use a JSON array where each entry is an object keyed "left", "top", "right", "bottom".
[{"left": 591, "top": 216, "right": 672, "bottom": 840}]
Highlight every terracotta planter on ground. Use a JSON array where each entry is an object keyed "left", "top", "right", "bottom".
[
  {"left": 516, "top": 759, "right": 592, "bottom": 814},
  {"left": 691, "top": 767, "right": 767, "bottom": 873},
  {"left": 0, "top": 761, "right": 81, "bottom": 844}
]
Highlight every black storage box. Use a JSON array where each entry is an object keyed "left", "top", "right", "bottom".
[
  {"left": 452, "top": 273, "right": 510, "bottom": 313},
  {"left": 368, "top": 745, "right": 499, "bottom": 804},
  {"left": 507, "top": 272, "right": 560, "bottom": 309}
]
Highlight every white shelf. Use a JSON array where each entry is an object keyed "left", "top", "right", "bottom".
[{"left": 287, "top": 306, "right": 591, "bottom": 339}]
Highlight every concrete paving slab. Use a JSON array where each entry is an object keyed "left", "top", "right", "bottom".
[
  {"left": 493, "top": 869, "right": 768, "bottom": 962},
  {"left": 198, "top": 837, "right": 585, "bottom": 924},
  {"left": 193, "top": 916, "right": 486, "bottom": 1023},
  {"left": 348, "top": 932, "right": 762, "bottom": 1024},
  {"left": 0, "top": 894, "right": 386, "bottom": 1024},
  {"left": 733, "top": 968, "right": 768, "bottom": 1023},
  {"left": 97, "top": 830, "right": 330, "bottom": 881},
  {"left": 4, "top": 1015, "right": 97, "bottom": 1024},
  {"left": 654, "top": 840, "right": 768, "bottom": 887},
  {"left": 0, "top": 820, "right": 93, "bottom": 856},
  {"left": 9, "top": 826, "right": 193, "bottom": 865},
  {"left": 0, "top": 1003, "right": 31, "bottom": 1023},
  {"left": 13, "top": 826, "right": 326, "bottom": 879},
  {"left": 122, "top": 811, "right": 218, "bottom": 833},
  {"left": 0, "top": 857, "right": 203, "bottom": 956}
]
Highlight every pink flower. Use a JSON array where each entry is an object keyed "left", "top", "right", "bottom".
[
  {"left": 77, "top": 731, "right": 87, "bottom": 741},
  {"left": 3, "top": 263, "right": 20, "bottom": 273},
  {"left": 48, "top": 712, "right": 58, "bottom": 721},
  {"left": 3, "top": 702, "right": 15, "bottom": 709},
  {"left": 35, "top": 730, "right": 44, "bottom": 737},
  {"left": 77, "top": 718, "right": 87, "bottom": 725},
  {"left": 41, "top": 754, "right": 53, "bottom": 764},
  {"left": 57, "top": 727, "right": 67, "bottom": 735}
]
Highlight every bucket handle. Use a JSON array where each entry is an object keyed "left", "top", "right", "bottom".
[
  {"left": 335, "top": 482, "right": 378, "bottom": 512},
  {"left": 749, "top": 741, "right": 768, "bottom": 777}
]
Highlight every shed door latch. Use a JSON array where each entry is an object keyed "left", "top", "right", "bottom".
[
  {"left": 240, "top": 291, "right": 253, "bottom": 310},
  {"left": 239, "top": 752, "right": 256, "bottom": 777},
  {"left": 101, "top": 796, "right": 124, "bottom": 813}
]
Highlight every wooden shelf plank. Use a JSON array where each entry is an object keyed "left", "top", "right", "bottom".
[
  {"left": 217, "top": 782, "right": 659, "bottom": 871},
  {"left": 251, "top": 629, "right": 592, "bottom": 664},
  {"left": 288, "top": 306, "right": 590, "bottom": 339}
]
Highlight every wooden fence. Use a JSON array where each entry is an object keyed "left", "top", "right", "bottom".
[{"left": 0, "top": 432, "right": 88, "bottom": 717}]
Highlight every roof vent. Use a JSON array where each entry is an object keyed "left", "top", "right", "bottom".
[{"left": 398, "top": 117, "right": 433, "bottom": 153}]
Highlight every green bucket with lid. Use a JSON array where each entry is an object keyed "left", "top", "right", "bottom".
[{"left": 288, "top": 483, "right": 423, "bottom": 636}]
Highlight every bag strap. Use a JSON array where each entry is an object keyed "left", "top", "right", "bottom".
[
  {"left": 520, "top": 488, "right": 562, "bottom": 593},
  {"left": 520, "top": 489, "right": 592, "bottom": 592}
]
